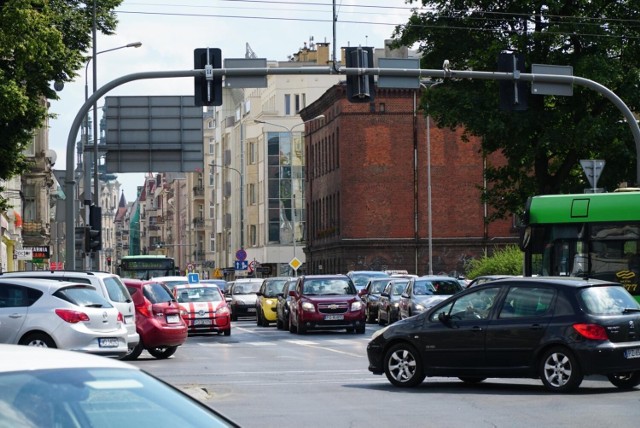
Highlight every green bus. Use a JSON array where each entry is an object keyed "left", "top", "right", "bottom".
[
  {"left": 118, "top": 255, "right": 177, "bottom": 280},
  {"left": 520, "top": 190, "right": 640, "bottom": 301}
]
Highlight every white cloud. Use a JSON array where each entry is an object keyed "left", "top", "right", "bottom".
[{"left": 49, "top": 0, "right": 414, "bottom": 202}]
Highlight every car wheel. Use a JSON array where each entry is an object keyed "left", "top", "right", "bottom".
[
  {"left": 383, "top": 343, "right": 425, "bottom": 387},
  {"left": 366, "top": 307, "right": 375, "bottom": 324},
  {"left": 356, "top": 325, "right": 366, "bottom": 334},
  {"left": 121, "top": 340, "right": 144, "bottom": 361},
  {"left": 231, "top": 309, "right": 238, "bottom": 321},
  {"left": 276, "top": 317, "right": 283, "bottom": 329},
  {"left": 458, "top": 377, "right": 486, "bottom": 384},
  {"left": 19, "top": 333, "right": 56, "bottom": 348},
  {"left": 608, "top": 372, "right": 640, "bottom": 390},
  {"left": 378, "top": 310, "right": 386, "bottom": 326},
  {"left": 539, "top": 346, "right": 583, "bottom": 392},
  {"left": 289, "top": 315, "right": 297, "bottom": 333},
  {"left": 147, "top": 346, "right": 178, "bottom": 359},
  {"left": 256, "top": 310, "right": 261, "bottom": 326},
  {"left": 297, "top": 320, "right": 307, "bottom": 334},
  {"left": 222, "top": 329, "right": 231, "bottom": 336}
]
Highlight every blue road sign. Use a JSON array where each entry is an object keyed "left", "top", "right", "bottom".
[
  {"left": 234, "top": 260, "right": 248, "bottom": 270},
  {"left": 188, "top": 273, "right": 200, "bottom": 284},
  {"left": 236, "top": 249, "right": 247, "bottom": 261}
]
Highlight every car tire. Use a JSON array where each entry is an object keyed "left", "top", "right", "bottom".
[
  {"left": 222, "top": 329, "right": 231, "bottom": 336},
  {"left": 19, "top": 333, "right": 56, "bottom": 348},
  {"left": 608, "top": 372, "right": 640, "bottom": 390},
  {"left": 383, "top": 343, "right": 425, "bottom": 387},
  {"left": 356, "top": 325, "right": 366, "bottom": 334},
  {"left": 231, "top": 309, "right": 238, "bottom": 321},
  {"left": 539, "top": 346, "right": 583, "bottom": 392},
  {"left": 147, "top": 346, "right": 178, "bottom": 359},
  {"left": 378, "top": 311, "right": 386, "bottom": 326},
  {"left": 276, "top": 317, "right": 283, "bottom": 329},
  {"left": 366, "top": 307, "right": 375, "bottom": 324},
  {"left": 458, "top": 377, "right": 486, "bottom": 384},
  {"left": 297, "top": 320, "right": 307, "bottom": 334},
  {"left": 122, "top": 340, "right": 144, "bottom": 361},
  {"left": 289, "top": 315, "right": 297, "bottom": 333}
]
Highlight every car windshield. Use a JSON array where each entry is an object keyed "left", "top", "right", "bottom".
[
  {"left": 428, "top": 280, "right": 463, "bottom": 295},
  {"left": 233, "top": 282, "right": 261, "bottom": 294},
  {"left": 371, "top": 280, "right": 388, "bottom": 294},
  {"left": 264, "top": 280, "right": 288, "bottom": 297},
  {"left": 392, "top": 281, "right": 408, "bottom": 295},
  {"left": 177, "top": 287, "right": 222, "bottom": 303},
  {"left": 0, "top": 368, "right": 235, "bottom": 427},
  {"left": 579, "top": 285, "right": 640, "bottom": 315},
  {"left": 303, "top": 279, "right": 355, "bottom": 295},
  {"left": 351, "top": 273, "right": 387, "bottom": 288}
]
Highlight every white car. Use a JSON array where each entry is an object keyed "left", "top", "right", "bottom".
[
  {"left": 0, "top": 278, "right": 129, "bottom": 357},
  {"left": 150, "top": 275, "right": 190, "bottom": 291},
  {"left": 0, "top": 271, "right": 139, "bottom": 354},
  {"left": 0, "top": 344, "right": 238, "bottom": 427}
]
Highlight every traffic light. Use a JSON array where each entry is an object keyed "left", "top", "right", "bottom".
[
  {"left": 498, "top": 51, "right": 528, "bottom": 111},
  {"left": 345, "top": 46, "right": 375, "bottom": 103},
  {"left": 86, "top": 205, "right": 102, "bottom": 252},
  {"left": 75, "top": 226, "right": 86, "bottom": 252},
  {"left": 194, "top": 48, "right": 222, "bottom": 106}
]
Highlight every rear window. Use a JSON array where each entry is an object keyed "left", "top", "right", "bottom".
[
  {"left": 55, "top": 286, "right": 112, "bottom": 308},
  {"left": 103, "top": 276, "right": 132, "bottom": 303},
  {"left": 143, "top": 282, "right": 175, "bottom": 304},
  {"left": 176, "top": 287, "right": 222, "bottom": 303},
  {"left": 579, "top": 285, "right": 640, "bottom": 315}
]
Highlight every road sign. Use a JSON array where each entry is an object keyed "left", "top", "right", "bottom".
[
  {"left": 188, "top": 273, "right": 200, "bottom": 284},
  {"left": 289, "top": 257, "right": 302, "bottom": 271},
  {"left": 580, "top": 159, "right": 605, "bottom": 189},
  {"left": 248, "top": 260, "right": 257, "bottom": 274},
  {"left": 236, "top": 249, "right": 247, "bottom": 261},
  {"left": 234, "top": 260, "right": 248, "bottom": 270}
]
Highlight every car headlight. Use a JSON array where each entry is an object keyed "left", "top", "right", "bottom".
[
  {"left": 351, "top": 301, "right": 363, "bottom": 311},
  {"left": 371, "top": 325, "right": 390, "bottom": 340},
  {"left": 215, "top": 306, "right": 230, "bottom": 315},
  {"left": 392, "top": 302, "right": 399, "bottom": 308},
  {"left": 301, "top": 302, "right": 316, "bottom": 312},
  {"left": 415, "top": 304, "right": 425, "bottom": 312},
  {"left": 266, "top": 299, "right": 274, "bottom": 305}
]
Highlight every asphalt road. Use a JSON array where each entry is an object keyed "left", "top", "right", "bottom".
[{"left": 130, "top": 319, "right": 640, "bottom": 428}]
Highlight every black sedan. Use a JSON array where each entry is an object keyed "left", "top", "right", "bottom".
[
  {"left": 367, "top": 277, "right": 640, "bottom": 392},
  {"left": 276, "top": 279, "right": 297, "bottom": 330}
]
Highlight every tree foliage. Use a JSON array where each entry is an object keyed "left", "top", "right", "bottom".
[
  {"left": 0, "top": 0, "right": 121, "bottom": 209},
  {"left": 394, "top": 1, "right": 640, "bottom": 219},
  {"left": 465, "top": 245, "right": 524, "bottom": 278}
]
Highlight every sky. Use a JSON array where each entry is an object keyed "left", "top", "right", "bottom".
[{"left": 48, "top": 0, "right": 416, "bottom": 202}]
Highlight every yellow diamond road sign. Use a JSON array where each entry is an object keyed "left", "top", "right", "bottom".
[{"left": 289, "top": 257, "right": 302, "bottom": 270}]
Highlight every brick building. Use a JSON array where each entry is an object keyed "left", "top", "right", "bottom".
[{"left": 300, "top": 84, "right": 517, "bottom": 276}]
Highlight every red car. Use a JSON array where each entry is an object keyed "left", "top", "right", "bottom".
[
  {"left": 123, "top": 279, "right": 188, "bottom": 360},
  {"left": 174, "top": 283, "right": 231, "bottom": 336},
  {"left": 288, "top": 274, "right": 366, "bottom": 334}
]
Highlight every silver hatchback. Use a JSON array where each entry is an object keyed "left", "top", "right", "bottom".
[{"left": 0, "top": 278, "right": 129, "bottom": 358}]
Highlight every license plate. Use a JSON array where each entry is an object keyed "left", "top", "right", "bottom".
[
  {"left": 247, "top": 308, "right": 256, "bottom": 312},
  {"left": 193, "top": 319, "right": 212, "bottom": 326},
  {"left": 124, "top": 315, "right": 134, "bottom": 325},
  {"left": 624, "top": 347, "right": 640, "bottom": 359},
  {"left": 99, "top": 338, "right": 119, "bottom": 348},
  {"left": 166, "top": 314, "right": 180, "bottom": 324},
  {"left": 324, "top": 314, "right": 344, "bottom": 321}
]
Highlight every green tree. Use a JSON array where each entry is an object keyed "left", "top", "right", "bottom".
[
  {"left": 465, "top": 245, "right": 524, "bottom": 278},
  {"left": 0, "top": 0, "right": 121, "bottom": 210},
  {"left": 394, "top": 1, "right": 640, "bottom": 219}
]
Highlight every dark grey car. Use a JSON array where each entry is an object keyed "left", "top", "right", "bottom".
[
  {"left": 377, "top": 279, "right": 410, "bottom": 325},
  {"left": 398, "top": 276, "right": 463, "bottom": 320}
]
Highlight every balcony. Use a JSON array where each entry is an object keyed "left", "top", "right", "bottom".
[
  {"left": 193, "top": 217, "right": 205, "bottom": 229},
  {"left": 193, "top": 185, "right": 204, "bottom": 197}
]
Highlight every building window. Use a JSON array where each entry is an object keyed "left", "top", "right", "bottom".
[
  {"left": 209, "top": 232, "right": 215, "bottom": 251},
  {"left": 284, "top": 94, "right": 291, "bottom": 115},
  {"left": 249, "top": 183, "right": 256, "bottom": 205},
  {"left": 294, "top": 94, "right": 301, "bottom": 113},
  {"left": 250, "top": 225, "right": 257, "bottom": 247},
  {"left": 209, "top": 140, "right": 214, "bottom": 154},
  {"left": 23, "top": 184, "right": 36, "bottom": 221},
  {"left": 249, "top": 141, "right": 257, "bottom": 164}
]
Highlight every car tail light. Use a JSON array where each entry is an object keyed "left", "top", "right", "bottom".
[
  {"left": 573, "top": 323, "right": 608, "bottom": 340},
  {"left": 136, "top": 302, "right": 153, "bottom": 318},
  {"left": 117, "top": 312, "right": 124, "bottom": 323},
  {"left": 55, "top": 309, "right": 90, "bottom": 324}
]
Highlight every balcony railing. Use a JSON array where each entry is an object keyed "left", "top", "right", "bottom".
[
  {"left": 193, "top": 186, "right": 204, "bottom": 197},
  {"left": 193, "top": 217, "right": 205, "bottom": 229}
]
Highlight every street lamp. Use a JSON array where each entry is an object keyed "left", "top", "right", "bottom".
[
  {"left": 421, "top": 80, "right": 443, "bottom": 275},
  {"left": 210, "top": 164, "right": 244, "bottom": 253},
  {"left": 253, "top": 114, "right": 325, "bottom": 275},
  {"left": 81, "top": 41, "right": 141, "bottom": 270}
]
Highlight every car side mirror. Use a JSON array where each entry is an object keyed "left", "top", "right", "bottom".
[
  {"left": 438, "top": 312, "right": 452, "bottom": 324},
  {"left": 401, "top": 293, "right": 409, "bottom": 298},
  {"left": 358, "top": 289, "right": 367, "bottom": 296},
  {"left": 255, "top": 291, "right": 262, "bottom": 296},
  {"left": 288, "top": 290, "right": 296, "bottom": 297}
]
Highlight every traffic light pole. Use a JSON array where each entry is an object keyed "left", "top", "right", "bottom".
[{"left": 64, "top": 65, "right": 640, "bottom": 269}]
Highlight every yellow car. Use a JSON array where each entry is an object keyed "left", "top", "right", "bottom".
[{"left": 256, "top": 277, "right": 292, "bottom": 327}]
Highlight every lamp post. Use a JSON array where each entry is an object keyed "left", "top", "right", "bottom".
[
  {"left": 421, "top": 80, "right": 442, "bottom": 275},
  {"left": 253, "top": 115, "right": 325, "bottom": 275},
  {"left": 211, "top": 164, "right": 244, "bottom": 251}
]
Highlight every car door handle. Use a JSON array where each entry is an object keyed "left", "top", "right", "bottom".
[
  {"left": 9, "top": 313, "right": 23, "bottom": 319},
  {"left": 471, "top": 326, "right": 483, "bottom": 332},
  {"left": 530, "top": 324, "right": 543, "bottom": 330}
]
